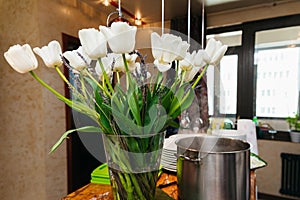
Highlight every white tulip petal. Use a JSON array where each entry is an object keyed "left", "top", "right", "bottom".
[
  {"left": 95, "top": 60, "right": 111, "bottom": 80},
  {"left": 210, "top": 45, "right": 228, "bottom": 66},
  {"left": 205, "top": 38, "right": 217, "bottom": 59},
  {"left": 63, "top": 47, "right": 87, "bottom": 71},
  {"left": 185, "top": 66, "right": 201, "bottom": 82},
  {"left": 151, "top": 33, "right": 189, "bottom": 67},
  {"left": 151, "top": 32, "right": 163, "bottom": 60},
  {"left": 4, "top": 44, "right": 38, "bottom": 73},
  {"left": 176, "top": 41, "right": 190, "bottom": 60},
  {"left": 100, "top": 22, "right": 137, "bottom": 54},
  {"left": 33, "top": 40, "right": 63, "bottom": 68},
  {"left": 179, "top": 51, "right": 196, "bottom": 71},
  {"left": 204, "top": 38, "right": 228, "bottom": 66},
  {"left": 79, "top": 28, "right": 107, "bottom": 60},
  {"left": 195, "top": 50, "right": 209, "bottom": 67},
  {"left": 154, "top": 59, "right": 172, "bottom": 72}
]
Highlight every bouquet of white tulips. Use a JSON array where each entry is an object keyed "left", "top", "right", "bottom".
[{"left": 4, "top": 22, "right": 227, "bottom": 200}]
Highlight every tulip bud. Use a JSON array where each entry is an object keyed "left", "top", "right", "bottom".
[
  {"left": 33, "top": 40, "right": 63, "bottom": 68},
  {"left": 4, "top": 44, "right": 38, "bottom": 73},
  {"left": 79, "top": 28, "right": 107, "bottom": 60},
  {"left": 100, "top": 22, "right": 137, "bottom": 54},
  {"left": 63, "top": 47, "right": 89, "bottom": 72}
]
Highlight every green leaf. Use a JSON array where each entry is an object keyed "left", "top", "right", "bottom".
[
  {"left": 180, "top": 88, "right": 195, "bottom": 111},
  {"left": 111, "top": 108, "right": 143, "bottom": 134},
  {"left": 128, "top": 90, "right": 142, "bottom": 126},
  {"left": 169, "top": 86, "right": 195, "bottom": 118},
  {"left": 84, "top": 76, "right": 114, "bottom": 134},
  {"left": 143, "top": 104, "right": 167, "bottom": 134},
  {"left": 50, "top": 126, "right": 102, "bottom": 153}
]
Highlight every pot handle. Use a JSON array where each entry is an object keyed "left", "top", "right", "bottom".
[{"left": 175, "top": 153, "right": 202, "bottom": 162}]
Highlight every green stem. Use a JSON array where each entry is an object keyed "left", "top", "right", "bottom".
[
  {"left": 80, "top": 72, "right": 87, "bottom": 98},
  {"left": 116, "top": 72, "right": 120, "bottom": 83},
  {"left": 175, "top": 60, "right": 179, "bottom": 79},
  {"left": 106, "top": 137, "right": 147, "bottom": 200},
  {"left": 122, "top": 54, "right": 130, "bottom": 90},
  {"left": 29, "top": 71, "right": 99, "bottom": 121},
  {"left": 180, "top": 70, "right": 186, "bottom": 86},
  {"left": 124, "top": 174, "right": 134, "bottom": 199},
  {"left": 98, "top": 58, "right": 114, "bottom": 94},
  {"left": 55, "top": 66, "right": 75, "bottom": 91},
  {"left": 84, "top": 69, "right": 112, "bottom": 98},
  {"left": 30, "top": 71, "right": 70, "bottom": 103},
  {"left": 129, "top": 174, "right": 146, "bottom": 200},
  {"left": 192, "top": 64, "right": 209, "bottom": 89}
]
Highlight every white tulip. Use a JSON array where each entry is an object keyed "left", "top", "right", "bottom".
[
  {"left": 179, "top": 51, "right": 201, "bottom": 82},
  {"left": 179, "top": 51, "right": 196, "bottom": 71},
  {"left": 151, "top": 32, "right": 190, "bottom": 72},
  {"left": 175, "top": 41, "right": 190, "bottom": 61},
  {"left": 125, "top": 53, "right": 139, "bottom": 71},
  {"left": 79, "top": 28, "right": 107, "bottom": 60},
  {"left": 210, "top": 45, "right": 228, "bottom": 65},
  {"left": 33, "top": 40, "right": 63, "bottom": 68},
  {"left": 100, "top": 22, "right": 137, "bottom": 54},
  {"left": 184, "top": 65, "right": 201, "bottom": 82},
  {"left": 205, "top": 38, "right": 228, "bottom": 66},
  {"left": 95, "top": 53, "right": 114, "bottom": 79},
  {"left": 111, "top": 53, "right": 138, "bottom": 72},
  {"left": 4, "top": 44, "right": 38, "bottom": 73},
  {"left": 110, "top": 53, "right": 124, "bottom": 72},
  {"left": 194, "top": 49, "right": 209, "bottom": 67},
  {"left": 63, "top": 47, "right": 90, "bottom": 72}
]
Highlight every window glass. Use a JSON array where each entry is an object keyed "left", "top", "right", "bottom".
[
  {"left": 206, "top": 32, "right": 241, "bottom": 116},
  {"left": 219, "top": 55, "right": 238, "bottom": 114},
  {"left": 207, "top": 31, "right": 242, "bottom": 47},
  {"left": 255, "top": 26, "right": 300, "bottom": 118}
]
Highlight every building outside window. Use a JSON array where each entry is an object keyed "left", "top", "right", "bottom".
[{"left": 206, "top": 14, "right": 300, "bottom": 132}]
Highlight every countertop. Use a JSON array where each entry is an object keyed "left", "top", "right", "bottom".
[{"left": 62, "top": 170, "right": 257, "bottom": 200}]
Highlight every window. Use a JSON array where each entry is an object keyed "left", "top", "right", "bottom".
[
  {"left": 207, "top": 14, "right": 300, "bottom": 131},
  {"left": 255, "top": 28, "right": 300, "bottom": 118},
  {"left": 207, "top": 31, "right": 241, "bottom": 117}
]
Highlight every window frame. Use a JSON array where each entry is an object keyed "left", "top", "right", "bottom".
[{"left": 207, "top": 14, "right": 300, "bottom": 120}]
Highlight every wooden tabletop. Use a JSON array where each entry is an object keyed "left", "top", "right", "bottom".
[{"left": 62, "top": 170, "right": 256, "bottom": 200}]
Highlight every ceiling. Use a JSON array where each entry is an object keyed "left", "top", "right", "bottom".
[{"left": 80, "top": 0, "right": 293, "bottom": 25}]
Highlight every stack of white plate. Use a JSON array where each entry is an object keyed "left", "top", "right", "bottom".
[
  {"left": 161, "top": 136, "right": 177, "bottom": 172},
  {"left": 161, "top": 133, "right": 203, "bottom": 172}
]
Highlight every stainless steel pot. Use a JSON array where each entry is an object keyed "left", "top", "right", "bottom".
[{"left": 176, "top": 136, "right": 250, "bottom": 200}]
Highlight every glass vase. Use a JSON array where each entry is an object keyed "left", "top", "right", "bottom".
[{"left": 102, "top": 132, "right": 165, "bottom": 200}]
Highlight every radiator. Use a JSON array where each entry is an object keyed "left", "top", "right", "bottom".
[{"left": 280, "top": 153, "right": 300, "bottom": 198}]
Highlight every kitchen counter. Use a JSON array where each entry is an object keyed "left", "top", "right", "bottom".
[{"left": 62, "top": 170, "right": 257, "bottom": 200}]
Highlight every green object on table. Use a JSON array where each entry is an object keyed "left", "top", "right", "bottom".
[
  {"left": 91, "top": 163, "right": 163, "bottom": 185},
  {"left": 90, "top": 163, "right": 110, "bottom": 185}
]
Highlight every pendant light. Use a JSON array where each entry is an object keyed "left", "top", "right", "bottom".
[
  {"left": 201, "top": 0, "right": 205, "bottom": 48},
  {"left": 107, "top": 0, "right": 130, "bottom": 26},
  {"left": 161, "top": 0, "right": 164, "bottom": 34},
  {"left": 188, "top": 0, "right": 191, "bottom": 44}
]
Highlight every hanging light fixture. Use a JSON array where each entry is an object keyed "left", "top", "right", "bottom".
[
  {"left": 107, "top": 0, "right": 130, "bottom": 26},
  {"left": 201, "top": 0, "right": 205, "bottom": 48},
  {"left": 161, "top": 0, "right": 164, "bottom": 34},
  {"left": 187, "top": 0, "right": 191, "bottom": 44}
]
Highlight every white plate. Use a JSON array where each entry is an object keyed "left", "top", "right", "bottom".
[
  {"left": 162, "top": 165, "right": 177, "bottom": 172},
  {"left": 164, "top": 133, "right": 208, "bottom": 151}
]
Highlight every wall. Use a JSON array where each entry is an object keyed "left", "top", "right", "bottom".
[
  {"left": 207, "top": 1, "right": 300, "bottom": 28},
  {"left": 0, "top": 0, "right": 105, "bottom": 199},
  {"left": 257, "top": 140, "right": 300, "bottom": 199}
]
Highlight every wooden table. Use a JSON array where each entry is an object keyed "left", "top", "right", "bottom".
[{"left": 62, "top": 170, "right": 256, "bottom": 200}]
